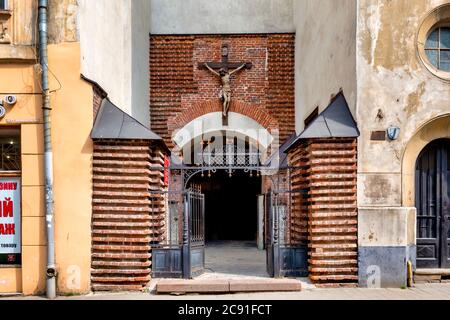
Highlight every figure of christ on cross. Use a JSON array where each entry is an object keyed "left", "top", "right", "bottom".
[
  {"left": 199, "top": 44, "right": 252, "bottom": 124},
  {"left": 204, "top": 63, "right": 247, "bottom": 118}
]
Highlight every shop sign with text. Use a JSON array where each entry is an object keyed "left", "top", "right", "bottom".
[{"left": 0, "top": 177, "right": 21, "bottom": 265}]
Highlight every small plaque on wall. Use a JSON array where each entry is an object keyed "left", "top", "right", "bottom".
[{"left": 371, "top": 131, "right": 386, "bottom": 141}]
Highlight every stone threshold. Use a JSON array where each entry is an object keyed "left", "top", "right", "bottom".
[
  {"left": 415, "top": 269, "right": 450, "bottom": 276},
  {"left": 414, "top": 269, "right": 450, "bottom": 283},
  {"left": 155, "top": 279, "right": 302, "bottom": 295}
]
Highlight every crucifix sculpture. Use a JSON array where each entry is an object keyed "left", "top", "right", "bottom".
[{"left": 199, "top": 44, "right": 252, "bottom": 125}]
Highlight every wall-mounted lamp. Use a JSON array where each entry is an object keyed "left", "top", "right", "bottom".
[
  {"left": 0, "top": 103, "right": 5, "bottom": 119},
  {"left": 387, "top": 127, "right": 400, "bottom": 141}
]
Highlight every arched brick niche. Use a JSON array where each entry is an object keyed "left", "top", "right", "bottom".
[
  {"left": 150, "top": 34, "right": 296, "bottom": 149},
  {"left": 168, "top": 100, "right": 279, "bottom": 135}
]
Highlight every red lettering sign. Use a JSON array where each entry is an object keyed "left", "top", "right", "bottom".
[
  {"left": 164, "top": 156, "right": 170, "bottom": 187},
  {"left": 2, "top": 197, "right": 13, "bottom": 217},
  {"left": 0, "top": 177, "right": 21, "bottom": 257},
  {"left": 0, "top": 183, "right": 17, "bottom": 191},
  {"left": 0, "top": 224, "right": 15, "bottom": 235}
]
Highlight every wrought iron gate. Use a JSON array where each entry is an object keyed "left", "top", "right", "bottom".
[
  {"left": 151, "top": 188, "right": 205, "bottom": 279},
  {"left": 266, "top": 190, "right": 308, "bottom": 278}
]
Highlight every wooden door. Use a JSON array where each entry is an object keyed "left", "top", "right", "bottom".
[{"left": 416, "top": 139, "right": 450, "bottom": 268}]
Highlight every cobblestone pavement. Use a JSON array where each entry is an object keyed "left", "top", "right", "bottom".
[{"left": 3, "top": 283, "right": 450, "bottom": 300}]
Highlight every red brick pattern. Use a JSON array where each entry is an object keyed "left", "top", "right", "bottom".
[
  {"left": 93, "top": 85, "right": 107, "bottom": 120},
  {"left": 91, "top": 140, "right": 166, "bottom": 291},
  {"left": 167, "top": 100, "right": 279, "bottom": 133},
  {"left": 289, "top": 146, "right": 310, "bottom": 246},
  {"left": 150, "top": 34, "right": 295, "bottom": 148},
  {"left": 289, "top": 138, "right": 358, "bottom": 287}
]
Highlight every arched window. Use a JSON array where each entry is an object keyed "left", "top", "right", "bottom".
[{"left": 425, "top": 27, "right": 450, "bottom": 72}]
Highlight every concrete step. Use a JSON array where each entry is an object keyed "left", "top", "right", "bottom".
[
  {"left": 155, "top": 279, "right": 302, "bottom": 294},
  {"left": 415, "top": 268, "right": 450, "bottom": 276},
  {"left": 414, "top": 269, "right": 450, "bottom": 283}
]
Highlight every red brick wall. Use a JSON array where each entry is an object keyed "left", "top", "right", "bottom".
[
  {"left": 150, "top": 34, "right": 295, "bottom": 148},
  {"left": 289, "top": 138, "right": 358, "bottom": 287},
  {"left": 91, "top": 140, "right": 166, "bottom": 291}
]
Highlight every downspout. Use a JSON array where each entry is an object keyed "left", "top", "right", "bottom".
[{"left": 38, "top": 0, "right": 56, "bottom": 299}]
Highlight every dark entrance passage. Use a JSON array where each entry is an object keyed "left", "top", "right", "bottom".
[
  {"left": 416, "top": 138, "right": 450, "bottom": 268},
  {"left": 190, "top": 170, "right": 261, "bottom": 242},
  {"left": 188, "top": 170, "right": 267, "bottom": 278}
]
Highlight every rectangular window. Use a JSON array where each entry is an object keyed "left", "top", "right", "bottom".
[
  {"left": 0, "top": 134, "right": 21, "bottom": 171},
  {"left": 0, "top": 128, "right": 21, "bottom": 266},
  {"left": 0, "top": 0, "right": 7, "bottom": 10}
]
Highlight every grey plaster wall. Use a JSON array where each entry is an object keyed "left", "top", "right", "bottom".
[
  {"left": 78, "top": 0, "right": 151, "bottom": 125},
  {"left": 150, "top": 0, "right": 295, "bottom": 34},
  {"left": 131, "top": 0, "right": 151, "bottom": 126},
  {"left": 293, "top": 0, "right": 357, "bottom": 133},
  {"left": 358, "top": 246, "right": 415, "bottom": 288}
]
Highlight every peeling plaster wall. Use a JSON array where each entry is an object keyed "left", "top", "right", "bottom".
[
  {"left": 357, "top": 0, "right": 450, "bottom": 287},
  {"left": 78, "top": 0, "right": 151, "bottom": 125},
  {"left": 48, "top": 0, "right": 79, "bottom": 44},
  {"left": 293, "top": 0, "right": 357, "bottom": 133},
  {"left": 357, "top": 0, "right": 450, "bottom": 206}
]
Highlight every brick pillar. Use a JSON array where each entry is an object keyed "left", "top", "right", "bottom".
[
  {"left": 91, "top": 140, "right": 166, "bottom": 291},
  {"left": 289, "top": 138, "right": 358, "bottom": 287},
  {"left": 288, "top": 145, "right": 309, "bottom": 247}
]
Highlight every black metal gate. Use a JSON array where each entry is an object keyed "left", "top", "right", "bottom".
[
  {"left": 266, "top": 190, "right": 308, "bottom": 278},
  {"left": 416, "top": 138, "right": 450, "bottom": 268},
  {"left": 151, "top": 188, "right": 205, "bottom": 279}
]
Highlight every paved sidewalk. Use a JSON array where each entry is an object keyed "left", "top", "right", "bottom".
[
  {"left": 201, "top": 241, "right": 269, "bottom": 279},
  {"left": 3, "top": 283, "right": 450, "bottom": 300}
]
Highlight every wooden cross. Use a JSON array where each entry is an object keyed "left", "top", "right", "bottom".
[
  {"left": 199, "top": 44, "right": 252, "bottom": 125},
  {"left": 198, "top": 44, "right": 252, "bottom": 73}
]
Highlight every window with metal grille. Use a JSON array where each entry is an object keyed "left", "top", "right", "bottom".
[
  {"left": 0, "top": 131, "right": 20, "bottom": 172},
  {"left": 425, "top": 27, "right": 450, "bottom": 72}
]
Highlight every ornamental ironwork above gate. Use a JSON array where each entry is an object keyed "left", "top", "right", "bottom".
[{"left": 199, "top": 145, "right": 260, "bottom": 167}]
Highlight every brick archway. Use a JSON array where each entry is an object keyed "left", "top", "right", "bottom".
[{"left": 167, "top": 100, "right": 279, "bottom": 134}]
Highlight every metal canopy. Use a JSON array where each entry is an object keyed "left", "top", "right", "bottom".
[
  {"left": 285, "top": 92, "right": 360, "bottom": 152},
  {"left": 91, "top": 98, "right": 163, "bottom": 141},
  {"left": 264, "top": 133, "right": 297, "bottom": 168}
]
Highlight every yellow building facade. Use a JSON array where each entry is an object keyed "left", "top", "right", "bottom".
[{"left": 0, "top": 0, "right": 92, "bottom": 295}]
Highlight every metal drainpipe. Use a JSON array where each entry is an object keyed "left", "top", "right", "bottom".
[{"left": 38, "top": 0, "right": 56, "bottom": 299}]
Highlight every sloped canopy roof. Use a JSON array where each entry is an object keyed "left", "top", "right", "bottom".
[
  {"left": 285, "top": 92, "right": 359, "bottom": 152},
  {"left": 91, "top": 98, "right": 164, "bottom": 142},
  {"left": 264, "top": 133, "right": 297, "bottom": 168}
]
